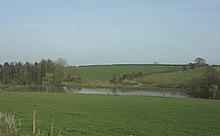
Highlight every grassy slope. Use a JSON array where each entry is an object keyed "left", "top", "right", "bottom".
[
  {"left": 0, "top": 92, "right": 220, "bottom": 136},
  {"left": 136, "top": 68, "right": 204, "bottom": 88},
  {"left": 76, "top": 65, "right": 182, "bottom": 81},
  {"left": 214, "top": 66, "right": 220, "bottom": 72}
]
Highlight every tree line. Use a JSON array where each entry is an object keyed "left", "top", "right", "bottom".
[{"left": 0, "top": 58, "right": 77, "bottom": 86}]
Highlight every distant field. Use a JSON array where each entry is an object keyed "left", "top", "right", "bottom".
[
  {"left": 0, "top": 93, "right": 219, "bottom": 136},
  {"left": 214, "top": 66, "right": 220, "bottom": 72},
  {"left": 76, "top": 65, "right": 182, "bottom": 81},
  {"left": 136, "top": 68, "right": 204, "bottom": 88}
]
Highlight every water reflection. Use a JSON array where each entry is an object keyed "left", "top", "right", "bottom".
[
  {"left": 14, "top": 86, "right": 189, "bottom": 98},
  {"left": 64, "top": 87, "right": 189, "bottom": 98},
  {"left": 15, "top": 86, "right": 65, "bottom": 93}
]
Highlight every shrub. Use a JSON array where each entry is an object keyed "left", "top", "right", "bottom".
[
  {"left": 109, "top": 72, "right": 144, "bottom": 84},
  {"left": 188, "top": 67, "right": 220, "bottom": 99}
]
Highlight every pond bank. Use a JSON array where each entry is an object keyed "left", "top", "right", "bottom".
[
  {"left": 1, "top": 84, "right": 189, "bottom": 98},
  {"left": 62, "top": 82, "right": 187, "bottom": 92}
]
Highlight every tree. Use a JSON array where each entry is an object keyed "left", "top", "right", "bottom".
[
  {"left": 54, "top": 64, "right": 66, "bottom": 84},
  {"left": 44, "top": 73, "right": 55, "bottom": 85},
  {"left": 0, "top": 58, "right": 73, "bottom": 86},
  {"left": 34, "top": 62, "right": 41, "bottom": 85},
  {"left": 40, "top": 59, "right": 47, "bottom": 84},
  {"left": 194, "top": 57, "right": 206, "bottom": 67},
  {"left": 14, "top": 62, "right": 23, "bottom": 84},
  {"left": 208, "top": 85, "right": 219, "bottom": 99},
  {"left": 3, "top": 62, "right": 10, "bottom": 84},
  {"left": 188, "top": 66, "right": 220, "bottom": 99},
  {"left": 55, "top": 58, "right": 68, "bottom": 67},
  {"left": 46, "top": 59, "right": 55, "bottom": 73},
  {"left": 25, "top": 62, "right": 32, "bottom": 85},
  {"left": 0, "top": 65, "right": 3, "bottom": 84},
  {"left": 109, "top": 75, "right": 118, "bottom": 84},
  {"left": 65, "top": 66, "right": 76, "bottom": 82}
]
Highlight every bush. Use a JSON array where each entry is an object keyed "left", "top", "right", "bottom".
[
  {"left": 109, "top": 72, "right": 144, "bottom": 84},
  {"left": 109, "top": 75, "right": 118, "bottom": 84},
  {"left": 208, "top": 85, "right": 219, "bottom": 99},
  {"left": 188, "top": 67, "right": 220, "bottom": 99}
]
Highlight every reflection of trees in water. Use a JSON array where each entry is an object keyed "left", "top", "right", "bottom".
[
  {"left": 14, "top": 87, "right": 189, "bottom": 98},
  {"left": 17, "top": 86, "right": 66, "bottom": 93},
  {"left": 64, "top": 87, "right": 82, "bottom": 92},
  {"left": 50, "top": 86, "right": 65, "bottom": 92},
  {"left": 77, "top": 87, "right": 82, "bottom": 91},
  {"left": 110, "top": 88, "right": 117, "bottom": 94}
]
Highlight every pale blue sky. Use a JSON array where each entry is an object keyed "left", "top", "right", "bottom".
[{"left": 0, "top": 0, "right": 220, "bottom": 65}]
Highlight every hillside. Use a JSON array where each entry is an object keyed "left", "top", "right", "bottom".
[
  {"left": 74, "top": 65, "right": 206, "bottom": 90},
  {"left": 75, "top": 65, "right": 183, "bottom": 81},
  {"left": 136, "top": 68, "right": 204, "bottom": 88}
]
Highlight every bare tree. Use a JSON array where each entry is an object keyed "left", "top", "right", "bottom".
[
  {"left": 194, "top": 57, "right": 206, "bottom": 66},
  {"left": 55, "top": 58, "right": 69, "bottom": 67}
]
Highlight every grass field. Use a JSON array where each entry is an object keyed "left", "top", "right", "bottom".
[
  {"left": 76, "top": 65, "right": 182, "bottom": 81},
  {"left": 136, "top": 68, "right": 204, "bottom": 88},
  {"left": 215, "top": 66, "right": 220, "bottom": 72},
  {"left": 75, "top": 65, "right": 205, "bottom": 90},
  {"left": 0, "top": 92, "right": 220, "bottom": 136}
]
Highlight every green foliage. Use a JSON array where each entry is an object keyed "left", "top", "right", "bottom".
[
  {"left": 44, "top": 73, "right": 54, "bottom": 85},
  {"left": 54, "top": 65, "right": 66, "bottom": 84},
  {"left": 65, "top": 66, "right": 76, "bottom": 82},
  {"left": 0, "top": 59, "right": 76, "bottom": 86},
  {"left": 186, "top": 58, "right": 207, "bottom": 71},
  {"left": 208, "top": 85, "right": 219, "bottom": 99},
  {"left": 0, "top": 93, "right": 220, "bottom": 135},
  {"left": 109, "top": 71, "right": 144, "bottom": 84},
  {"left": 188, "top": 67, "right": 220, "bottom": 99}
]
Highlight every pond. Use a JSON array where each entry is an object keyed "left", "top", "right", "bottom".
[{"left": 13, "top": 86, "right": 189, "bottom": 98}]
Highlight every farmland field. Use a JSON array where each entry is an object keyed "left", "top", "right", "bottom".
[
  {"left": 136, "top": 68, "right": 204, "bottom": 88},
  {"left": 0, "top": 92, "right": 220, "bottom": 136},
  {"left": 215, "top": 66, "right": 220, "bottom": 72},
  {"left": 75, "top": 65, "right": 183, "bottom": 81},
  {"left": 74, "top": 65, "right": 207, "bottom": 90}
]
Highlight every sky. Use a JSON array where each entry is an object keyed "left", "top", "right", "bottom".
[{"left": 0, "top": 0, "right": 220, "bottom": 65}]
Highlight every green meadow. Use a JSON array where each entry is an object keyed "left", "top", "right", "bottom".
[
  {"left": 74, "top": 65, "right": 207, "bottom": 90},
  {"left": 215, "top": 66, "right": 220, "bottom": 72},
  {"left": 1, "top": 65, "right": 219, "bottom": 135},
  {"left": 136, "top": 68, "right": 204, "bottom": 88},
  {"left": 75, "top": 65, "right": 182, "bottom": 81},
  {"left": 0, "top": 92, "right": 220, "bottom": 136}
]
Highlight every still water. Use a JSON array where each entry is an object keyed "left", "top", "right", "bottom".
[{"left": 14, "top": 86, "right": 189, "bottom": 98}]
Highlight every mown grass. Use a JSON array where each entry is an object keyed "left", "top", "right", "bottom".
[
  {"left": 136, "top": 68, "right": 204, "bottom": 88},
  {"left": 76, "top": 65, "right": 182, "bottom": 81},
  {"left": 0, "top": 92, "right": 220, "bottom": 136}
]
